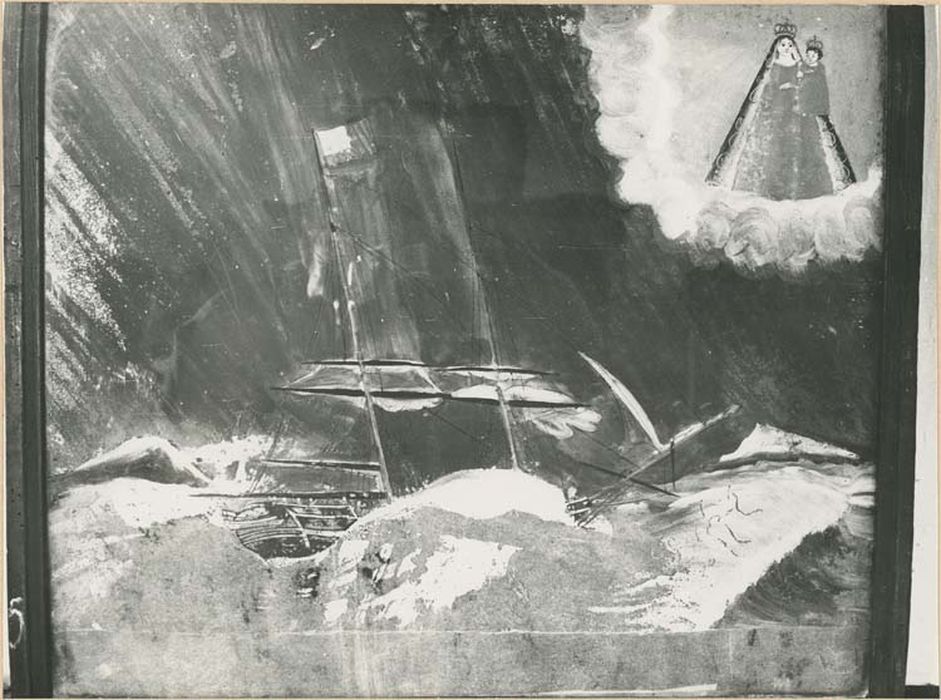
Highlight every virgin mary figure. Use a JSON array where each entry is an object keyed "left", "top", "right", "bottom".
[{"left": 705, "top": 23, "right": 856, "bottom": 201}]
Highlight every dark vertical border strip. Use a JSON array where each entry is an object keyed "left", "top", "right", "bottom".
[
  {"left": 3, "top": 2, "right": 27, "bottom": 696},
  {"left": 870, "top": 6, "right": 925, "bottom": 697},
  {"left": 13, "top": 3, "right": 51, "bottom": 697}
]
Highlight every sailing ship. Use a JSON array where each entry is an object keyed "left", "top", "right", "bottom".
[{"left": 202, "top": 115, "right": 754, "bottom": 559}]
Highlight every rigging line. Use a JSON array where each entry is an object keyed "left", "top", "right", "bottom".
[
  {"left": 313, "top": 139, "right": 391, "bottom": 497},
  {"left": 589, "top": 481, "right": 672, "bottom": 513},
  {"left": 303, "top": 236, "right": 337, "bottom": 359},
  {"left": 359, "top": 176, "right": 484, "bottom": 276},
  {"left": 273, "top": 263, "right": 333, "bottom": 468},
  {"left": 327, "top": 219, "right": 392, "bottom": 495},
  {"left": 327, "top": 194, "right": 524, "bottom": 371},
  {"left": 340, "top": 251, "right": 464, "bottom": 349},
  {"left": 574, "top": 460, "right": 678, "bottom": 498},
  {"left": 285, "top": 507, "right": 313, "bottom": 550},
  {"left": 304, "top": 293, "right": 327, "bottom": 360},
  {"left": 475, "top": 218, "right": 701, "bottom": 422},
  {"left": 264, "top": 238, "right": 335, "bottom": 485},
  {"left": 264, "top": 414, "right": 288, "bottom": 461},
  {"left": 444, "top": 134, "right": 523, "bottom": 471},
  {"left": 471, "top": 252, "right": 478, "bottom": 360},
  {"left": 247, "top": 414, "right": 290, "bottom": 495},
  {"left": 433, "top": 124, "right": 495, "bottom": 277},
  {"left": 339, "top": 229, "right": 475, "bottom": 338},
  {"left": 319, "top": 409, "right": 367, "bottom": 457},
  {"left": 464, "top": 216, "right": 604, "bottom": 357},
  {"left": 628, "top": 478, "right": 679, "bottom": 498},
  {"left": 248, "top": 454, "right": 269, "bottom": 495},
  {"left": 443, "top": 132, "right": 499, "bottom": 367},
  {"left": 327, "top": 252, "right": 350, "bottom": 361},
  {"left": 671, "top": 438, "right": 676, "bottom": 490},
  {"left": 467, "top": 219, "right": 698, "bottom": 432},
  {"left": 475, "top": 232, "right": 520, "bottom": 469},
  {"left": 495, "top": 384, "right": 522, "bottom": 470},
  {"left": 571, "top": 425, "right": 643, "bottom": 475},
  {"left": 475, "top": 267, "right": 482, "bottom": 359},
  {"left": 426, "top": 407, "right": 485, "bottom": 443},
  {"left": 463, "top": 219, "right": 589, "bottom": 360}
]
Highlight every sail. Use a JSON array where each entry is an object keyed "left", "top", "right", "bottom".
[
  {"left": 257, "top": 112, "right": 519, "bottom": 494},
  {"left": 251, "top": 400, "right": 383, "bottom": 495},
  {"left": 579, "top": 352, "right": 667, "bottom": 451},
  {"left": 282, "top": 111, "right": 682, "bottom": 496},
  {"left": 278, "top": 363, "right": 588, "bottom": 409},
  {"left": 311, "top": 110, "right": 495, "bottom": 368},
  {"left": 448, "top": 384, "right": 583, "bottom": 408},
  {"left": 283, "top": 363, "right": 445, "bottom": 408}
]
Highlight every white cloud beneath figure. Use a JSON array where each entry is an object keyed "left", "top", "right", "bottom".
[{"left": 581, "top": 6, "right": 882, "bottom": 275}]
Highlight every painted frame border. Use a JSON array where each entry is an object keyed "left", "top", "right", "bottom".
[{"left": 870, "top": 6, "right": 926, "bottom": 695}]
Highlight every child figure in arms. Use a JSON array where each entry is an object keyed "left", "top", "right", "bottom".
[{"left": 797, "top": 36, "right": 829, "bottom": 118}]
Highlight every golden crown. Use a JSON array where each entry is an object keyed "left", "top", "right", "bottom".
[
  {"left": 806, "top": 35, "right": 824, "bottom": 52},
  {"left": 774, "top": 20, "right": 797, "bottom": 38}
]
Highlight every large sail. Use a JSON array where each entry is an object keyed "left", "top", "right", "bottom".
[
  {"left": 271, "top": 111, "right": 615, "bottom": 494},
  {"left": 310, "top": 110, "right": 494, "bottom": 367},
  {"left": 269, "top": 108, "right": 740, "bottom": 501},
  {"left": 260, "top": 111, "right": 516, "bottom": 494}
]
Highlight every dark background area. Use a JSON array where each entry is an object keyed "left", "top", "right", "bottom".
[{"left": 40, "top": 4, "right": 883, "bottom": 477}]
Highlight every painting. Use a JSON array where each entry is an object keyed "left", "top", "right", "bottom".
[{"left": 1, "top": 2, "right": 928, "bottom": 696}]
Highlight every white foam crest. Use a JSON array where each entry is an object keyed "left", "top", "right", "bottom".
[
  {"left": 606, "top": 462, "right": 869, "bottom": 631},
  {"left": 352, "top": 536, "right": 518, "bottom": 628},
  {"left": 354, "top": 468, "right": 573, "bottom": 528},
  {"left": 721, "top": 424, "right": 859, "bottom": 462}
]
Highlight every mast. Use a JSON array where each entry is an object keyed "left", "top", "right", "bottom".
[
  {"left": 494, "top": 373, "right": 522, "bottom": 470},
  {"left": 478, "top": 241, "right": 523, "bottom": 471},
  {"left": 313, "top": 129, "right": 392, "bottom": 497},
  {"left": 295, "top": 118, "right": 572, "bottom": 484},
  {"left": 445, "top": 134, "right": 524, "bottom": 472}
]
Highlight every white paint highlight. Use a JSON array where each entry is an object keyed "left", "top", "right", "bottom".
[
  {"left": 353, "top": 468, "right": 574, "bottom": 528},
  {"left": 62, "top": 480, "right": 212, "bottom": 531},
  {"left": 71, "top": 434, "right": 269, "bottom": 489},
  {"left": 721, "top": 424, "right": 858, "bottom": 462},
  {"left": 323, "top": 599, "right": 349, "bottom": 625},
  {"left": 354, "top": 536, "right": 519, "bottom": 628},
  {"left": 606, "top": 463, "right": 871, "bottom": 631},
  {"left": 316, "top": 125, "right": 353, "bottom": 158},
  {"left": 580, "top": 352, "right": 666, "bottom": 449}
]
